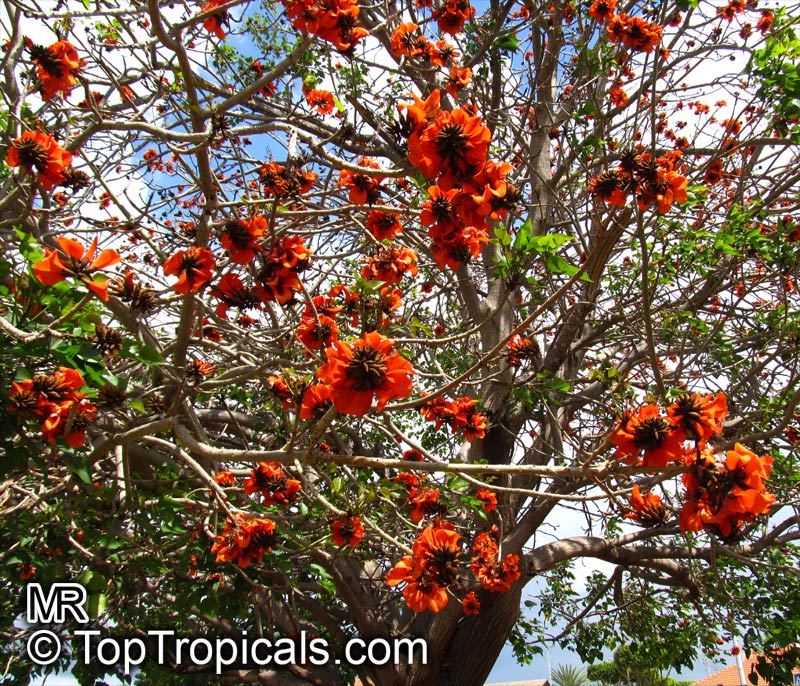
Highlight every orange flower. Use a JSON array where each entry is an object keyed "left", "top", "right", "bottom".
[
  {"left": 432, "top": 0, "right": 475, "bottom": 35},
  {"left": 588, "top": 169, "right": 628, "bottom": 207},
  {"left": 506, "top": 335, "right": 540, "bottom": 367},
  {"left": 40, "top": 399, "right": 96, "bottom": 448},
  {"left": 211, "top": 514, "right": 277, "bottom": 568},
  {"left": 28, "top": 40, "right": 82, "bottom": 100},
  {"left": 680, "top": 446, "right": 775, "bottom": 539},
  {"left": 280, "top": 0, "right": 368, "bottom": 51},
  {"left": 445, "top": 65, "right": 472, "bottom": 97},
  {"left": 409, "top": 488, "right": 443, "bottom": 523},
  {"left": 588, "top": 0, "right": 616, "bottom": 23},
  {"left": 386, "top": 526, "right": 462, "bottom": 613},
  {"left": 609, "top": 86, "right": 628, "bottom": 107},
  {"left": 6, "top": 130, "right": 72, "bottom": 191},
  {"left": 667, "top": 392, "right": 727, "bottom": 445},
  {"left": 330, "top": 514, "right": 365, "bottom": 547},
  {"left": 360, "top": 245, "right": 418, "bottom": 284},
  {"left": 611, "top": 405, "right": 683, "bottom": 467},
  {"left": 317, "top": 331, "right": 414, "bottom": 415},
  {"left": 429, "top": 223, "right": 489, "bottom": 271},
  {"left": 408, "top": 107, "right": 491, "bottom": 186},
  {"left": 33, "top": 236, "right": 121, "bottom": 301},
  {"left": 420, "top": 395, "right": 487, "bottom": 440},
  {"left": 391, "top": 22, "right": 427, "bottom": 58},
  {"left": 304, "top": 87, "right": 335, "bottom": 115},
  {"left": 220, "top": 216, "right": 266, "bottom": 264},
  {"left": 209, "top": 272, "right": 265, "bottom": 319},
  {"left": 244, "top": 462, "right": 302, "bottom": 505},
  {"left": 297, "top": 312, "right": 339, "bottom": 351},
  {"left": 214, "top": 470, "right": 236, "bottom": 486},
  {"left": 475, "top": 488, "right": 497, "bottom": 513},
  {"left": 163, "top": 247, "right": 216, "bottom": 294},
  {"left": 339, "top": 158, "right": 384, "bottom": 204},
  {"left": 462, "top": 591, "right": 480, "bottom": 615},
  {"left": 607, "top": 14, "right": 663, "bottom": 53},
  {"left": 200, "top": 0, "right": 229, "bottom": 39},
  {"left": 717, "top": 0, "right": 745, "bottom": 21},
  {"left": 420, "top": 185, "right": 460, "bottom": 227},
  {"left": 654, "top": 171, "right": 688, "bottom": 214},
  {"left": 398, "top": 90, "right": 442, "bottom": 133},
  {"left": 624, "top": 485, "right": 668, "bottom": 526},
  {"left": 366, "top": 210, "right": 403, "bottom": 240},
  {"left": 469, "top": 530, "right": 520, "bottom": 592},
  {"left": 426, "top": 40, "right": 459, "bottom": 67},
  {"left": 299, "top": 383, "right": 334, "bottom": 419}
]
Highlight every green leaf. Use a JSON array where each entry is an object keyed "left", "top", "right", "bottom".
[
  {"left": 68, "top": 456, "right": 93, "bottom": 484},
  {"left": 86, "top": 593, "right": 108, "bottom": 618}
]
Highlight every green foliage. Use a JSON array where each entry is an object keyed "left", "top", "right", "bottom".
[{"left": 552, "top": 664, "right": 589, "bottom": 686}]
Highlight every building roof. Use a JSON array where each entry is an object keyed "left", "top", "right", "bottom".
[{"left": 691, "top": 656, "right": 768, "bottom": 686}]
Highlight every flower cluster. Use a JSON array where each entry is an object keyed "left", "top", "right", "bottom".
[
  {"left": 611, "top": 392, "right": 727, "bottom": 467},
  {"left": 258, "top": 162, "right": 317, "bottom": 199},
  {"left": 401, "top": 90, "right": 519, "bottom": 270},
  {"left": 8, "top": 367, "right": 95, "bottom": 448},
  {"left": 681, "top": 445, "right": 775, "bottom": 540},
  {"left": 244, "top": 462, "right": 302, "bottom": 505},
  {"left": 339, "top": 157, "right": 384, "bottom": 205},
  {"left": 386, "top": 525, "right": 462, "bottom": 612},
  {"left": 257, "top": 235, "right": 312, "bottom": 304},
  {"left": 388, "top": 23, "right": 470, "bottom": 95},
  {"left": 360, "top": 245, "right": 419, "bottom": 285},
  {"left": 211, "top": 514, "right": 277, "bottom": 568},
  {"left": 279, "top": 0, "right": 368, "bottom": 52},
  {"left": 420, "top": 395, "right": 487, "bottom": 441},
  {"left": 432, "top": 0, "right": 474, "bottom": 35},
  {"left": 506, "top": 335, "right": 541, "bottom": 368},
  {"left": 607, "top": 13, "right": 663, "bottom": 53},
  {"left": 210, "top": 272, "right": 267, "bottom": 319},
  {"left": 612, "top": 392, "right": 776, "bottom": 540},
  {"left": 33, "top": 236, "right": 121, "bottom": 301},
  {"left": 588, "top": 149, "right": 688, "bottom": 214},
  {"left": 470, "top": 526, "right": 520, "bottom": 592}
]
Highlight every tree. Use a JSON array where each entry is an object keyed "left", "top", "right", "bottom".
[
  {"left": 1, "top": 0, "right": 800, "bottom": 684},
  {"left": 553, "top": 664, "right": 590, "bottom": 686}
]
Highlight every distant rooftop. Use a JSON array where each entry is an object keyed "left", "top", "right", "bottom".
[{"left": 691, "top": 656, "right": 768, "bottom": 686}]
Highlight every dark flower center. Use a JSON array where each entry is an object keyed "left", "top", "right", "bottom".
[
  {"left": 346, "top": 346, "right": 388, "bottom": 391},
  {"left": 426, "top": 546, "right": 461, "bottom": 586},
  {"left": 29, "top": 44, "right": 65, "bottom": 78},
  {"left": 9, "top": 388, "right": 39, "bottom": 414},
  {"left": 255, "top": 470, "right": 288, "bottom": 492},
  {"left": 250, "top": 527, "right": 277, "bottom": 550},
  {"left": 180, "top": 254, "right": 203, "bottom": 275},
  {"left": 15, "top": 139, "right": 49, "bottom": 173},
  {"left": 431, "top": 196, "right": 456, "bottom": 223},
  {"left": 591, "top": 170, "right": 623, "bottom": 197},
  {"left": 222, "top": 219, "right": 253, "bottom": 249},
  {"left": 436, "top": 124, "right": 468, "bottom": 162},
  {"left": 671, "top": 394, "right": 704, "bottom": 439},
  {"left": 31, "top": 374, "right": 71, "bottom": 400},
  {"left": 632, "top": 416, "right": 672, "bottom": 451}
]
